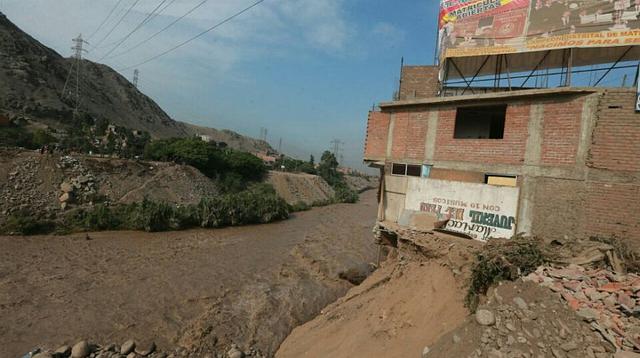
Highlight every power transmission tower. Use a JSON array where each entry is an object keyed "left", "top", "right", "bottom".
[
  {"left": 330, "top": 139, "right": 344, "bottom": 158},
  {"left": 62, "top": 34, "right": 89, "bottom": 118},
  {"left": 259, "top": 127, "right": 268, "bottom": 142},
  {"left": 133, "top": 69, "right": 139, "bottom": 88}
]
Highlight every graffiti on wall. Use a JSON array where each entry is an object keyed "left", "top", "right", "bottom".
[{"left": 405, "top": 178, "right": 520, "bottom": 241}]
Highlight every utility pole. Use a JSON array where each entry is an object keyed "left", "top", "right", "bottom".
[
  {"left": 278, "top": 138, "right": 282, "bottom": 153},
  {"left": 133, "top": 69, "right": 139, "bottom": 88},
  {"left": 62, "top": 34, "right": 89, "bottom": 118}
]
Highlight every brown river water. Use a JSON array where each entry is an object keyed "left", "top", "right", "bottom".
[{"left": 0, "top": 190, "right": 378, "bottom": 357}]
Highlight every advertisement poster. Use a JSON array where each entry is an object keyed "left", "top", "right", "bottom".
[
  {"left": 439, "top": 0, "right": 640, "bottom": 58},
  {"left": 404, "top": 178, "right": 520, "bottom": 241}
]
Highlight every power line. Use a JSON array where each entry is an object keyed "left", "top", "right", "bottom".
[
  {"left": 87, "top": 0, "right": 126, "bottom": 41},
  {"left": 92, "top": 0, "right": 142, "bottom": 50},
  {"left": 106, "top": 0, "right": 208, "bottom": 60},
  {"left": 98, "top": 0, "right": 169, "bottom": 61},
  {"left": 148, "top": 0, "right": 178, "bottom": 24},
  {"left": 92, "top": 0, "right": 178, "bottom": 52},
  {"left": 118, "top": 0, "right": 266, "bottom": 71}
]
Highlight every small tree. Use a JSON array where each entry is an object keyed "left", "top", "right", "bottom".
[{"left": 317, "top": 151, "right": 341, "bottom": 187}]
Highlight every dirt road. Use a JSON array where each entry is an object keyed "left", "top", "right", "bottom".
[{"left": 0, "top": 191, "right": 378, "bottom": 357}]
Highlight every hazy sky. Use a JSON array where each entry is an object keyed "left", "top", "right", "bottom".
[{"left": 1, "top": 0, "right": 440, "bottom": 171}]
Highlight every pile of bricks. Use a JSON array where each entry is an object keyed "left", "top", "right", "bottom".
[{"left": 524, "top": 265, "right": 640, "bottom": 353}]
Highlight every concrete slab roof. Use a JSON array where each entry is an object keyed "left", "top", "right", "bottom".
[{"left": 378, "top": 87, "right": 608, "bottom": 109}]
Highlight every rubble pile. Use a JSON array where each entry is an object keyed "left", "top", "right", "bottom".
[
  {"left": 524, "top": 265, "right": 640, "bottom": 353},
  {"left": 57, "top": 156, "right": 99, "bottom": 209},
  {"left": 0, "top": 155, "right": 59, "bottom": 217},
  {"left": 426, "top": 278, "right": 635, "bottom": 358}
]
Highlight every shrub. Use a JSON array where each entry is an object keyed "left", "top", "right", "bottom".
[
  {"left": 32, "top": 129, "right": 56, "bottom": 147},
  {"left": 465, "top": 236, "right": 547, "bottom": 312},
  {"left": 198, "top": 184, "right": 289, "bottom": 228},
  {"left": 145, "top": 138, "right": 266, "bottom": 191},
  {"left": 2, "top": 210, "right": 55, "bottom": 235},
  {"left": 64, "top": 204, "right": 125, "bottom": 231},
  {"left": 0, "top": 125, "right": 36, "bottom": 149},
  {"left": 127, "top": 200, "right": 178, "bottom": 232},
  {"left": 290, "top": 201, "right": 311, "bottom": 212},
  {"left": 334, "top": 184, "right": 359, "bottom": 204},
  {"left": 222, "top": 150, "right": 267, "bottom": 182}
]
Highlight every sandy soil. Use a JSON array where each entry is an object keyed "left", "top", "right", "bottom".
[
  {"left": 266, "top": 171, "right": 334, "bottom": 205},
  {"left": 0, "top": 191, "right": 378, "bottom": 357},
  {"left": 276, "top": 233, "right": 481, "bottom": 358}
]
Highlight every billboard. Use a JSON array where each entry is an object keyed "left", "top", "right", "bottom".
[{"left": 439, "top": 0, "right": 640, "bottom": 59}]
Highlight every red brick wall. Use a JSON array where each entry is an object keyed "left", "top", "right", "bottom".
[
  {"left": 364, "top": 111, "right": 390, "bottom": 160},
  {"left": 390, "top": 111, "right": 428, "bottom": 160},
  {"left": 399, "top": 66, "right": 439, "bottom": 100},
  {"left": 541, "top": 98, "right": 583, "bottom": 166},
  {"left": 585, "top": 181, "right": 640, "bottom": 247},
  {"left": 434, "top": 104, "right": 530, "bottom": 164},
  {"left": 589, "top": 90, "right": 640, "bottom": 172}
]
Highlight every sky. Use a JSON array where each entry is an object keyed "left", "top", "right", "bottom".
[{"left": 0, "top": 0, "right": 441, "bottom": 172}]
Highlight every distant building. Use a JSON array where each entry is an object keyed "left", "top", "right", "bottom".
[
  {"left": 254, "top": 151, "right": 278, "bottom": 165},
  {"left": 198, "top": 134, "right": 213, "bottom": 143}
]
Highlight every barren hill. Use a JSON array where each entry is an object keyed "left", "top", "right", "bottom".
[{"left": 0, "top": 12, "right": 271, "bottom": 152}]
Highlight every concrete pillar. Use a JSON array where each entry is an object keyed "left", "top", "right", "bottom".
[
  {"left": 424, "top": 111, "right": 438, "bottom": 162},
  {"left": 386, "top": 114, "right": 395, "bottom": 159},
  {"left": 518, "top": 104, "right": 544, "bottom": 236}
]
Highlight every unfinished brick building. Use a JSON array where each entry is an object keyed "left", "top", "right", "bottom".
[{"left": 365, "top": 66, "right": 640, "bottom": 249}]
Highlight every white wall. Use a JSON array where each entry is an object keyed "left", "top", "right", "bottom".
[{"left": 404, "top": 178, "right": 520, "bottom": 241}]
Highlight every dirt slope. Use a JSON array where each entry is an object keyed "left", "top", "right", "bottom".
[
  {"left": 0, "top": 191, "right": 378, "bottom": 357},
  {"left": 276, "top": 233, "right": 482, "bottom": 358},
  {"left": 267, "top": 171, "right": 335, "bottom": 205},
  {"left": 344, "top": 174, "right": 376, "bottom": 193},
  {"left": 0, "top": 149, "right": 218, "bottom": 223}
]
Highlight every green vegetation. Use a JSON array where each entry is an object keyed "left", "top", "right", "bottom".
[
  {"left": 289, "top": 201, "right": 312, "bottom": 212},
  {"left": 3, "top": 209, "right": 56, "bottom": 235},
  {"left": 144, "top": 137, "right": 267, "bottom": 192},
  {"left": 465, "top": 236, "right": 547, "bottom": 312},
  {"left": 317, "top": 150, "right": 359, "bottom": 204},
  {"left": 275, "top": 155, "right": 316, "bottom": 175},
  {"left": 2, "top": 184, "right": 289, "bottom": 235},
  {"left": 0, "top": 124, "right": 56, "bottom": 149}
]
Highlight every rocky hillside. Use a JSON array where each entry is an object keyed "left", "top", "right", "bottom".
[
  {"left": 0, "top": 12, "right": 271, "bottom": 152},
  {"left": 0, "top": 148, "right": 219, "bottom": 226}
]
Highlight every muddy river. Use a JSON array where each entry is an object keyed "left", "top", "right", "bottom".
[{"left": 0, "top": 190, "right": 378, "bottom": 357}]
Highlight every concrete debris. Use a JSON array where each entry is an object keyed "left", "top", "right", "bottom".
[
  {"left": 525, "top": 265, "right": 640, "bottom": 353},
  {"left": 475, "top": 309, "right": 496, "bottom": 326}
]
